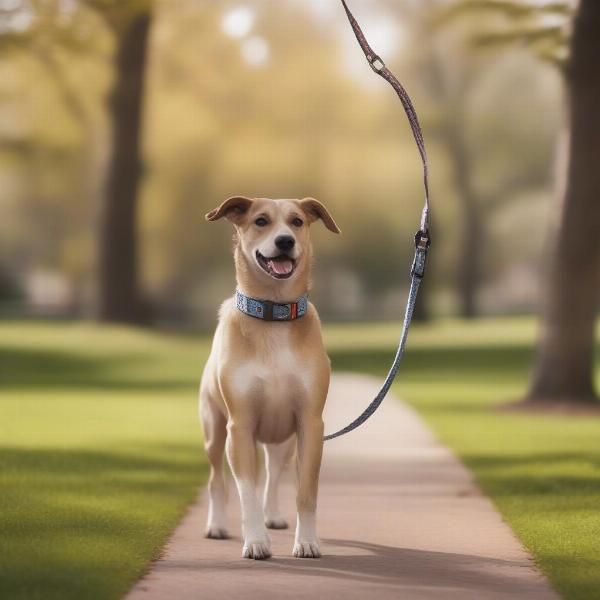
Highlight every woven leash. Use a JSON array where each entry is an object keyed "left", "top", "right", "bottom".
[{"left": 324, "top": 0, "right": 431, "bottom": 441}]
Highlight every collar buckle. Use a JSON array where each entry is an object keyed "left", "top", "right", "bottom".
[{"left": 261, "top": 299, "right": 274, "bottom": 321}]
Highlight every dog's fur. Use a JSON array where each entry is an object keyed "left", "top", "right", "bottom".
[{"left": 200, "top": 196, "right": 340, "bottom": 559}]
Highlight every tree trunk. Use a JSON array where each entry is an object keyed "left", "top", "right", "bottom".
[
  {"left": 445, "top": 108, "right": 483, "bottom": 319},
  {"left": 455, "top": 145, "right": 482, "bottom": 319},
  {"left": 98, "top": 10, "right": 152, "bottom": 323},
  {"left": 422, "top": 21, "right": 482, "bottom": 319},
  {"left": 526, "top": 0, "right": 600, "bottom": 404}
]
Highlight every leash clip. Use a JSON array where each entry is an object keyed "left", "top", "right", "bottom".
[
  {"left": 415, "top": 229, "right": 430, "bottom": 250},
  {"left": 368, "top": 55, "right": 386, "bottom": 74},
  {"left": 411, "top": 230, "right": 430, "bottom": 279}
]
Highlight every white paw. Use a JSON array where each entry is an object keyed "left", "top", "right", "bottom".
[
  {"left": 205, "top": 525, "right": 229, "bottom": 539},
  {"left": 293, "top": 540, "right": 321, "bottom": 558},
  {"left": 242, "top": 540, "right": 272, "bottom": 560},
  {"left": 265, "top": 516, "right": 289, "bottom": 530}
]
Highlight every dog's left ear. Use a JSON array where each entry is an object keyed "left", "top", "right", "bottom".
[
  {"left": 205, "top": 196, "right": 253, "bottom": 225},
  {"left": 299, "top": 198, "right": 341, "bottom": 234}
]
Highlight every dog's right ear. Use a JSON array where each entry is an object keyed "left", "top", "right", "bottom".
[{"left": 205, "top": 196, "right": 253, "bottom": 225}]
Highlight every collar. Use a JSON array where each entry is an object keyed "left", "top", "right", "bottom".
[{"left": 235, "top": 290, "right": 308, "bottom": 321}]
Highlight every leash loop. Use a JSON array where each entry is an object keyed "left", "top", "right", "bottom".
[{"left": 323, "top": 0, "right": 432, "bottom": 441}]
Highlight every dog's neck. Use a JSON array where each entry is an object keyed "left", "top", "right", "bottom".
[{"left": 234, "top": 245, "right": 312, "bottom": 303}]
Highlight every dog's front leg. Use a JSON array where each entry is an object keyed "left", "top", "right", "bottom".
[
  {"left": 293, "top": 413, "right": 324, "bottom": 558},
  {"left": 226, "top": 421, "right": 271, "bottom": 559}
]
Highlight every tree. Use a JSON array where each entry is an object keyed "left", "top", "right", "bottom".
[
  {"left": 423, "top": 0, "right": 562, "bottom": 317},
  {"left": 527, "top": 0, "right": 600, "bottom": 405},
  {"left": 0, "top": 0, "right": 153, "bottom": 322},
  {"left": 446, "top": 0, "right": 598, "bottom": 403},
  {"left": 94, "top": 2, "right": 153, "bottom": 322}
]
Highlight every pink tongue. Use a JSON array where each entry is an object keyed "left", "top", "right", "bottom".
[{"left": 268, "top": 259, "right": 293, "bottom": 275}]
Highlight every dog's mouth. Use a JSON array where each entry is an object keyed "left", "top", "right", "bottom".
[{"left": 256, "top": 251, "right": 296, "bottom": 279}]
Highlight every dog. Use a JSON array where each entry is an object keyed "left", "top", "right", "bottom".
[{"left": 200, "top": 196, "right": 340, "bottom": 560}]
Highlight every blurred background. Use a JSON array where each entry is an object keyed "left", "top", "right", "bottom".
[
  {"left": 2, "top": 2, "right": 600, "bottom": 600},
  {"left": 0, "top": 0, "right": 572, "bottom": 325}
]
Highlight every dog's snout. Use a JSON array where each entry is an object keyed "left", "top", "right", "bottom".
[{"left": 275, "top": 235, "right": 295, "bottom": 253}]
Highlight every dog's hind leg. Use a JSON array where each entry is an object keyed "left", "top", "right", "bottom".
[
  {"left": 200, "top": 396, "right": 229, "bottom": 539},
  {"left": 263, "top": 436, "right": 295, "bottom": 529}
]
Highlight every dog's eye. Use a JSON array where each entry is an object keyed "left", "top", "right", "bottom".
[
  {"left": 291, "top": 217, "right": 303, "bottom": 228},
  {"left": 255, "top": 217, "right": 268, "bottom": 227}
]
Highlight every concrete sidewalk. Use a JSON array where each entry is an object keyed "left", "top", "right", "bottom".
[{"left": 126, "top": 373, "right": 560, "bottom": 600}]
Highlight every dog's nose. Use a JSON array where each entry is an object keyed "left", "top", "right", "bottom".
[{"left": 275, "top": 235, "right": 295, "bottom": 253}]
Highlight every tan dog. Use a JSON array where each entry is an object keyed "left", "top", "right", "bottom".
[{"left": 200, "top": 196, "right": 340, "bottom": 560}]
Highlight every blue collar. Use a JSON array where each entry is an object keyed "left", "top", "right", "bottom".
[{"left": 236, "top": 290, "right": 308, "bottom": 321}]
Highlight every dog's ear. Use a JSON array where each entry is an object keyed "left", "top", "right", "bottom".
[
  {"left": 299, "top": 198, "right": 341, "bottom": 234},
  {"left": 205, "top": 196, "right": 253, "bottom": 225}
]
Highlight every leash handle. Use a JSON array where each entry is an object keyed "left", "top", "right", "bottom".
[
  {"left": 323, "top": 1, "right": 432, "bottom": 441},
  {"left": 340, "top": 0, "right": 430, "bottom": 234}
]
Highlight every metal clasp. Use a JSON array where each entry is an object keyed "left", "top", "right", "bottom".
[
  {"left": 415, "top": 230, "right": 430, "bottom": 250},
  {"left": 261, "top": 300, "right": 274, "bottom": 321},
  {"left": 368, "top": 55, "right": 385, "bottom": 74}
]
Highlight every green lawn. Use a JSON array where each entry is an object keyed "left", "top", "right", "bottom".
[
  {"left": 1, "top": 318, "right": 599, "bottom": 600},
  {"left": 327, "top": 317, "right": 600, "bottom": 600},
  {"left": 0, "top": 322, "right": 211, "bottom": 600}
]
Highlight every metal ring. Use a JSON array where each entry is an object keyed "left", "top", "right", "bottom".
[{"left": 368, "top": 55, "right": 385, "bottom": 74}]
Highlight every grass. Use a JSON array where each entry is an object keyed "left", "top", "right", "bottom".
[
  {"left": 1, "top": 317, "right": 599, "bottom": 600},
  {"left": 326, "top": 317, "right": 600, "bottom": 600},
  {"left": 0, "top": 322, "right": 211, "bottom": 600}
]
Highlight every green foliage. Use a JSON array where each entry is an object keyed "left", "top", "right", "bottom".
[
  {"left": 437, "top": 0, "right": 573, "bottom": 68},
  {"left": 439, "top": 0, "right": 571, "bottom": 20}
]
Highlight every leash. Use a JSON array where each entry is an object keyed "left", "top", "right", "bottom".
[{"left": 323, "top": 0, "right": 431, "bottom": 441}]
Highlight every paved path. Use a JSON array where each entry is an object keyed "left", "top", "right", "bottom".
[{"left": 127, "top": 373, "right": 560, "bottom": 600}]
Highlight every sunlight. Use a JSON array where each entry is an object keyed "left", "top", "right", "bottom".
[
  {"left": 221, "top": 6, "right": 255, "bottom": 39},
  {"left": 241, "top": 36, "right": 270, "bottom": 67},
  {"left": 0, "top": 2, "right": 33, "bottom": 33}
]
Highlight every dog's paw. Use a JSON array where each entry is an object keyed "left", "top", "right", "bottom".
[
  {"left": 293, "top": 541, "right": 321, "bottom": 558},
  {"left": 205, "top": 526, "right": 229, "bottom": 540},
  {"left": 242, "top": 540, "right": 272, "bottom": 560},
  {"left": 265, "top": 517, "right": 289, "bottom": 530}
]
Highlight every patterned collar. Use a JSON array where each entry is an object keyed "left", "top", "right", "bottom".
[{"left": 235, "top": 290, "right": 308, "bottom": 321}]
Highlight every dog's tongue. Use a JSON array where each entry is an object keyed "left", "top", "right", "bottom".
[{"left": 269, "top": 258, "right": 293, "bottom": 275}]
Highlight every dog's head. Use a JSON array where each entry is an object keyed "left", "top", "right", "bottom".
[{"left": 206, "top": 197, "right": 340, "bottom": 285}]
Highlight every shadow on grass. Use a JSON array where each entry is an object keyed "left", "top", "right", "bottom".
[
  {"left": 329, "top": 344, "right": 535, "bottom": 380},
  {"left": 0, "top": 347, "right": 198, "bottom": 391},
  {"left": 0, "top": 443, "right": 208, "bottom": 600},
  {"left": 3, "top": 337, "right": 534, "bottom": 389},
  {"left": 465, "top": 451, "right": 600, "bottom": 470},
  {"left": 462, "top": 451, "right": 600, "bottom": 499}
]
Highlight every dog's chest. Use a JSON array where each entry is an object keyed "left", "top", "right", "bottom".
[
  {"left": 231, "top": 328, "right": 310, "bottom": 399},
  {"left": 228, "top": 328, "right": 311, "bottom": 443}
]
